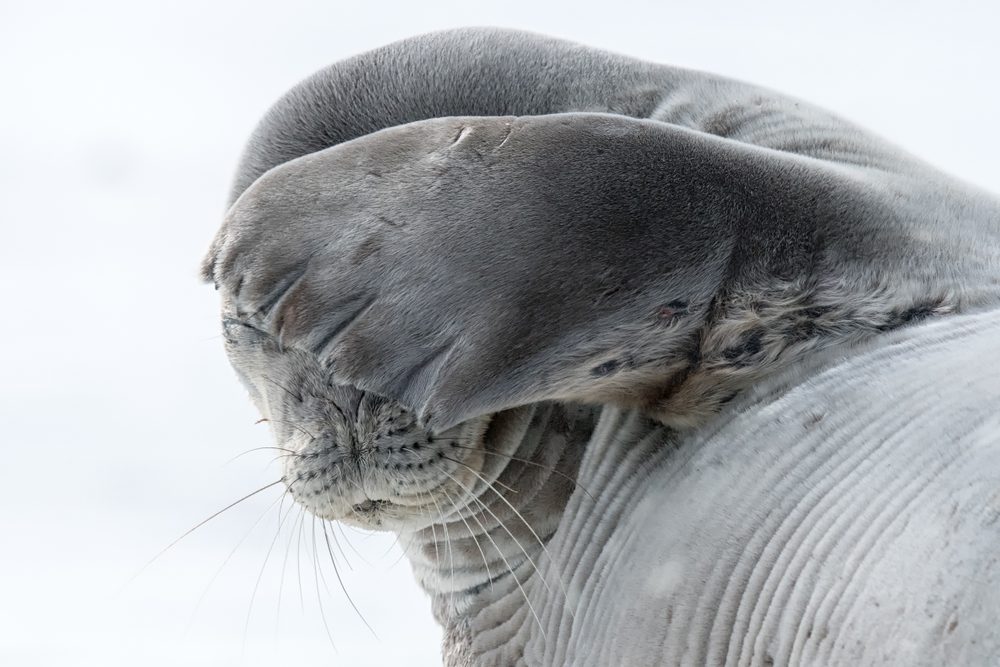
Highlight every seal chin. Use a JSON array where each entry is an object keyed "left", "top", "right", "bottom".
[
  {"left": 342, "top": 498, "right": 406, "bottom": 531},
  {"left": 352, "top": 498, "right": 390, "bottom": 514}
]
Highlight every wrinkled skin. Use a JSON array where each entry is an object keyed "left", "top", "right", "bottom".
[{"left": 204, "top": 28, "right": 1000, "bottom": 666}]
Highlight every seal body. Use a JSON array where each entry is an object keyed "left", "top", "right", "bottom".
[{"left": 204, "top": 28, "right": 1000, "bottom": 666}]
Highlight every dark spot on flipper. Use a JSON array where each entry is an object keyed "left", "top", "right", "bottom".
[
  {"left": 897, "top": 303, "right": 938, "bottom": 324},
  {"left": 805, "top": 413, "right": 825, "bottom": 428},
  {"left": 656, "top": 300, "right": 689, "bottom": 322},
  {"left": 591, "top": 359, "right": 621, "bottom": 377},
  {"left": 666, "top": 299, "right": 689, "bottom": 312},
  {"left": 802, "top": 305, "right": 832, "bottom": 319},
  {"left": 718, "top": 391, "right": 740, "bottom": 405},
  {"left": 877, "top": 299, "right": 948, "bottom": 332},
  {"left": 790, "top": 319, "right": 818, "bottom": 342},
  {"left": 722, "top": 331, "right": 763, "bottom": 366}
]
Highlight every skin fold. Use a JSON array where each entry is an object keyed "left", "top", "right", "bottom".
[{"left": 203, "top": 28, "right": 1000, "bottom": 666}]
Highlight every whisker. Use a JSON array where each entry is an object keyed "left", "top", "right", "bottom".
[
  {"left": 323, "top": 522, "right": 353, "bottom": 572},
  {"left": 256, "top": 416, "right": 317, "bottom": 441},
  {"left": 262, "top": 377, "right": 304, "bottom": 404},
  {"left": 185, "top": 491, "right": 287, "bottom": 636},
  {"left": 241, "top": 491, "right": 295, "bottom": 657},
  {"left": 336, "top": 522, "right": 369, "bottom": 568},
  {"left": 418, "top": 472, "right": 457, "bottom": 614},
  {"left": 322, "top": 520, "right": 378, "bottom": 637},
  {"left": 379, "top": 530, "right": 403, "bottom": 560},
  {"left": 122, "top": 479, "right": 285, "bottom": 591},
  {"left": 224, "top": 445, "right": 301, "bottom": 466},
  {"left": 437, "top": 467, "right": 546, "bottom": 639},
  {"left": 457, "top": 463, "right": 574, "bottom": 618},
  {"left": 440, "top": 467, "right": 553, "bottom": 597},
  {"left": 274, "top": 506, "right": 302, "bottom": 638},
  {"left": 440, "top": 485, "right": 494, "bottom": 592},
  {"left": 448, "top": 443, "right": 597, "bottom": 502},
  {"left": 389, "top": 489, "right": 435, "bottom": 569},
  {"left": 296, "top": 506, "right": 307, "bottom": 612},
  {"left": 310, "top": 515, "right": 338, "bottom": 652},
  {"left": 440, "top": 454, "right": 519, "bottom": 495}
]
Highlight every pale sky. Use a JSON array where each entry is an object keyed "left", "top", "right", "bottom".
[{"left": 1, "top": 1, "right": 997, "bottom": 665}]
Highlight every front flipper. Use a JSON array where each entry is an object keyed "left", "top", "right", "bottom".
[{"left": 205, "top": 112, "right": 854, "bottom": 431}]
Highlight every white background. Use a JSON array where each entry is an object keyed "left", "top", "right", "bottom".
[{"left": 1, "top": 1, "right": 997, "bottom": 665}]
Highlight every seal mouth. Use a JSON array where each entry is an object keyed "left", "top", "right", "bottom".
[{"left": 352, "top": 498, "right": 390, "bottom": 514}]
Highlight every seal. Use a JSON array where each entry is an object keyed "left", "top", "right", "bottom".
[{"left": 203, "top": 27, "right": 1000, "bottom": 666}]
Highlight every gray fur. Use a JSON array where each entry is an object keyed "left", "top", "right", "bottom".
[{"left": 203, "top": 28, "right": 1000, "bottom": 665}]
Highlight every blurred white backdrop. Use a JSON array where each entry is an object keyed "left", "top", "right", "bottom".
[{"left": 1, "top": 1, "right": 997, "bottom": 665}]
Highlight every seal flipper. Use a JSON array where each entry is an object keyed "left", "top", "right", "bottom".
[{"left": 210, "top": 112, "right": 853, "bottom": 432}]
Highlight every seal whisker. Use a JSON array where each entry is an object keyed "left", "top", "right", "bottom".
[
  {"left": 185, "top": 492, "right": 288, "bottom": 637},
  {"left": 336, "top": 522, "right": 370, "bottom": 568},
  {"left": 255, "top": 416, "right": 317, "bottom": 441},
  {"left": 295, "top": 506, "right": 307, "bottom": 612},
  {"left": 322, "top": 520, "right": 377, "bottom": 637},
  {"left": 438, "top": 467, "right": 547, "bottom": 640},
  {"left": 451, "top": 462, "right": 571, "bottom": 612},
  {"left": 448, "top": 443, "right": 597, "bottom": 501},
  {"left": 125, "top": 478, "right": 286, "bottom": 590},
  {"left": 417, "top": 471, "right": 457, "bottom": 615},
  {"left": 240, "top": 492, "right": 295, "bottom": 657},
  {"left": 440, "top": 486, "right": 495, "bottom": 592},
  {"left": 454, "top": 480, "right": 544, "bottom": 603},
  {"left": 261, "top": 378, "right": 306, "bottom": 407},
  {"left": 309, "top": 515, "right": 339, "bottom": 651},
  {"left": 225, "top": 445, "right": 301, "bottom": 466},
  {"left": 440, "top": 454, "right": 518, "bottom": 495},
  {"left": 324, "top": 522, "right": 353, "bottom": 571},
  {"left": 274, "top": 505, "right": 302, "bottom": 636}
]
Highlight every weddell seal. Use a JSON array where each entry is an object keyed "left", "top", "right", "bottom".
[{"left": 202, "top": 28, "right": 1000, "bottom": 666}]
